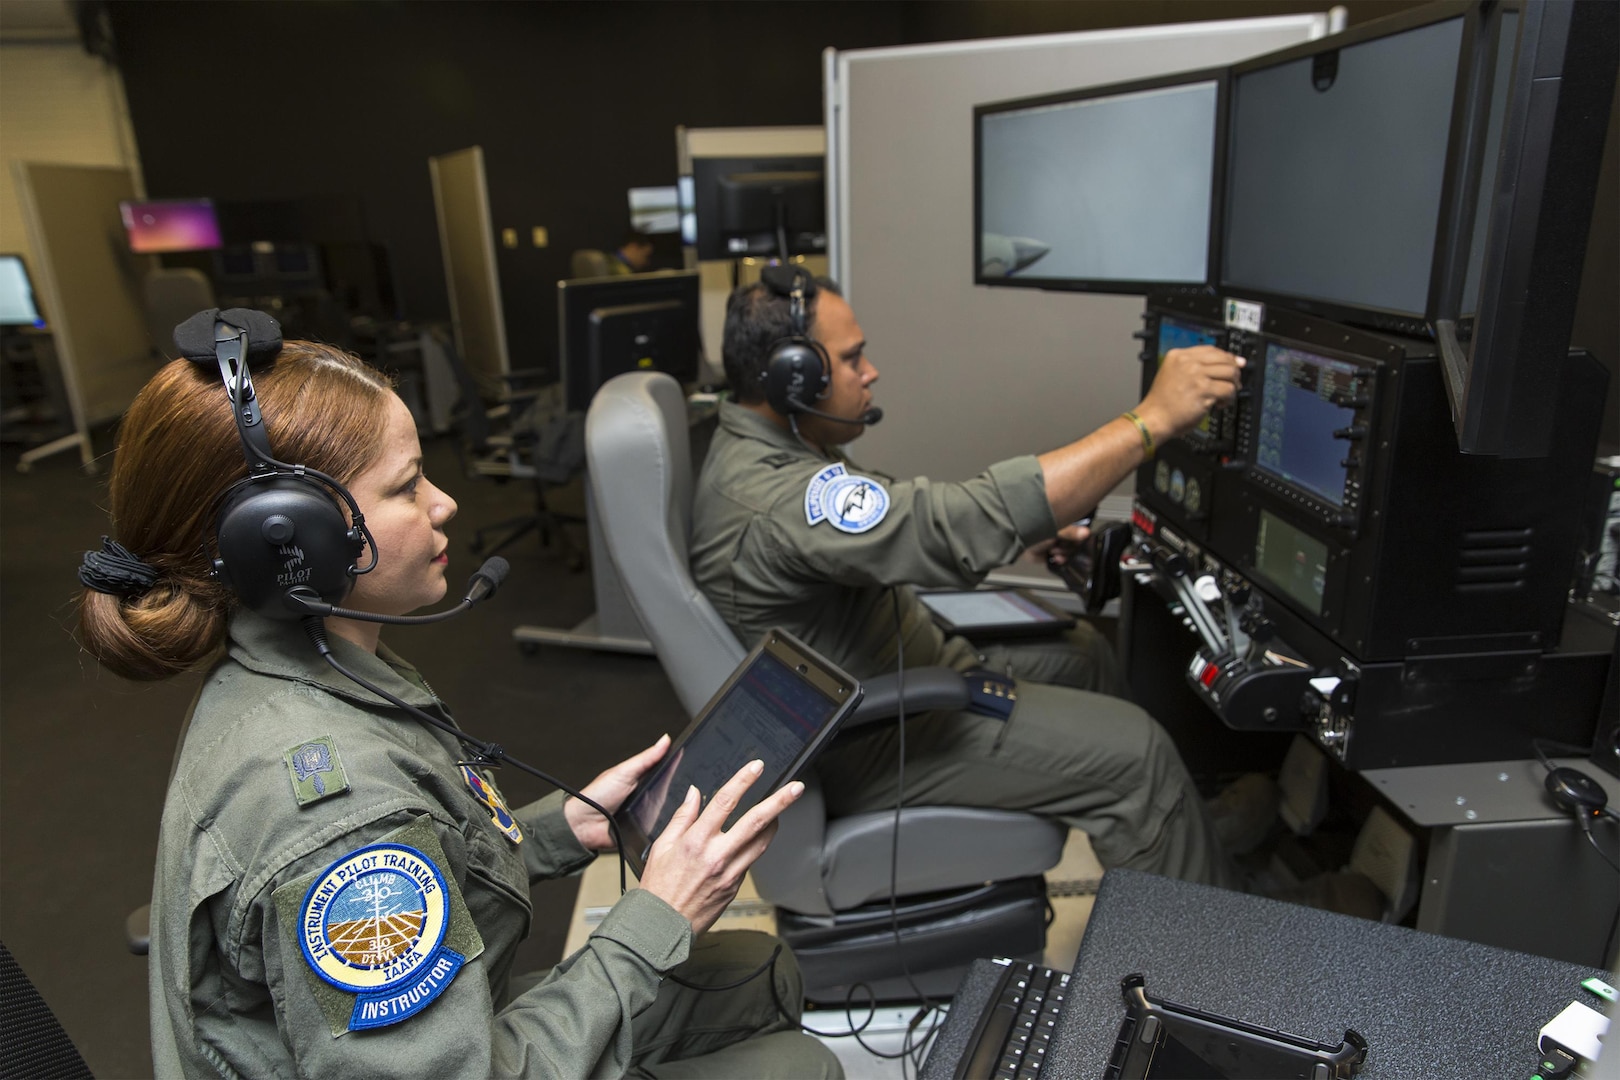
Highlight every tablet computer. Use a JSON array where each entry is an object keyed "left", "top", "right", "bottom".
[
  {"left": 614, "top": 629, "right": 863, "bottom": 877},
  {"left": 918, "top": 588, "right": 1077, "bottom": 639}
]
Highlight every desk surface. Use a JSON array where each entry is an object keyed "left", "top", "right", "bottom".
[{"left": 923, "top": 868, "right": 1609, "bottom": 1079}]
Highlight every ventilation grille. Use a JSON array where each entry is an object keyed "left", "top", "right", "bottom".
[{"left": 1454, "top": 528, "right": 1532, "bottom": 594}]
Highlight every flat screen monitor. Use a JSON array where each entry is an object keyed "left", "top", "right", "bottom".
[
  {"left": 1220, "top": 5, "right": 1471, "bottom": 330},
  {"left": 1252, "top": 342, "right": 1361, "bottom": 508},
  {"left": 119, "top": 198, "right": 223, "bottom": 254},
  {"left": 629, "top": 186, "right": 680, "bottom": 235},
  {"left": 678, "top": 176, "right": 696, "bottom": 247},
  {"left": 975, "top": 70, "right": 1224, "bottom": 292},
  {"left": 0, "top": 255, "right": 45, "bottom": 327},
  {"left": 558, "top": 270, "right": 701, "bottom": 413},
  {"left": 690, "top": 156, "right": 825, "bottom": 262}
]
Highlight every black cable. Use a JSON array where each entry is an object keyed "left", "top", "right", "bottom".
[{"left": 301, "top": 617, "right": 629, "bottom": 896}]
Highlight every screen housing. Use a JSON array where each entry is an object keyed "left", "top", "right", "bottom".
[
  {"left": 558, "top": 270, "right": 701, "bottom": 413},
  {"left": 973, "top": 67, "right": 1229, "bottom": 295},
  {"left": 118, "top": 198, "right": 223, "bottom": 254},
  {"left": 613, "top": 629, "right": 861, "bottom": 876},
  {"left": 1218, "top": 1, "right": 1480, "bottom": 338},
  {"left": 1432, "top": 0, "right": 1619, "bottom": 456}
]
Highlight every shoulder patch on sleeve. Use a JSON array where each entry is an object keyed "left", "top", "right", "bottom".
[
  {"left": 284, "top": 736, "right": 349, "bottom": 806},
  {"left": 823, "top": 473, "right": 891, "bottom": 534},
  {"left": 804, "top": 462, "right": 847, "bottom": 525},
  {"left": 273, "top": 814, "right": 485, "bottom": 1036}
]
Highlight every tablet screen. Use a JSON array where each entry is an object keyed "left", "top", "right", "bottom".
[
  {"left": 624, "top": 649, "right": 843, "bottom": 847},
  {"left": 919, "top": 590, "right": 1064, "bottom": 628}
]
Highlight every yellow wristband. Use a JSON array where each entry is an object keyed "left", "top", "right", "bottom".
[{"left": 1121, "top": 410, "right": 1155, "bottom": 460}]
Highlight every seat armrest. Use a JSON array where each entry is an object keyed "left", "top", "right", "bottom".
[{"left": 844, "top": 667, "right": 968, "bottom": 732}]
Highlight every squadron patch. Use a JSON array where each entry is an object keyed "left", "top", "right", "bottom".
[
  {"left": 284, "top": 736, "right": 349, "bottom": 806},
  {"left": 804, "top": 462, "right": 847, "bottom": 526},
  {"left": 821, "top": 473, "right": 890, "bottom": 534},
  {"left": 275, "top": 815, "right": 485, "bottom": 1036},
  {"left": 461, "top": 765, "right": 522, "bottom": 844}
]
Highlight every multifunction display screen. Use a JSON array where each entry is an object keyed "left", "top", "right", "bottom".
[
  {"left": 1254, "top": 344, "right": 1362, "bottom": 507},
  {"left": 1157, "top": 318, "right": 1222, "bottom": 436},
  {"left": 1254, "top": 509, "right": 1330, "bottom": 616}
]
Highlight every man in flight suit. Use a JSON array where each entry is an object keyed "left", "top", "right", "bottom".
[{"left": 690, "top": 269, "right": 1250, "bottom": 888}]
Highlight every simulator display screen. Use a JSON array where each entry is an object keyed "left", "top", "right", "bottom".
[
  {"left": 120, "top": 199, "right": 223, "bottom": 254},
  {"left": 1254, "top": 343, "right": 1360, "bottom": 507},
  {"left": 979, "top": 80, "right": 1218, "bottom": 284},
  {"left": 625, "top": 650, "right": 839, "bottom": 848},
  {"left": 1254, "top": 510, "right": 1329, "bottom": 616},
  {"left": 1222, "top": 16, "right": 1465, "bottom": 316}
]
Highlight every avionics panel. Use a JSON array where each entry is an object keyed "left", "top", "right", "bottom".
[
  {"left": 974, "top": 68, "right": 1225, "bottom": 293},
  {"left": 1220, "top": 2, "right": 1475, "bottom": 336},
  {"left": 1244, "top": 341, "right": 1375, "bottom": 526}
]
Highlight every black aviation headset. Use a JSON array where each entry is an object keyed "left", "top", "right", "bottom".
[
  {"left": 173, "top": 308, "right": 376, "bottom": 620},
  {"left": 757, "top": 265, "right": 881, "bottom": 427}
]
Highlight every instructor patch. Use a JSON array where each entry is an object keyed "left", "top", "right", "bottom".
[
  {"left": 275, "top": 815, "right": 485, "bottom": 1036},
  {"left": 821, "top": 473, "right": 890, "bottom": 534},
  {"left": 804, "top": 462, "right": 846, "bottom": 525}
]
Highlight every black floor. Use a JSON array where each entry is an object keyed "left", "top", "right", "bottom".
[{"left": 0, "top": 428, "right": 688, "bottom": 1078}]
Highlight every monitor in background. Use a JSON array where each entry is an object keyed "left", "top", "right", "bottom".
[
  {"left": 119, "top": 198, "right": 223, "bottom": 254},
  {"left": 558, "top": 270, "right": 701, "bottom": 413},
  {"left": 975, "top": 70, "right": 1224, "bottom": 292},
  {"left": 1435, "top": 0, "right": 1618, "bottom": 457},
  {"left": 678, "top": 175, "right": 696, "bottom": 247},
  {"left": 1220, "top": 5, "right": 1470, "bottom": 334},
  {"left": 690, "top": 156, "right": 825, "bottom": 262},
  {"left": 629, "top": 186, "right": 680, "bottom": 236},
  {"left": 0, "top": 255, "right": 45, "bottom": 328}
]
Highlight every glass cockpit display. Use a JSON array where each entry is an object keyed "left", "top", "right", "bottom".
[
  {"left": 1253, "top": 344, "right": 1363, "bottom": 508},
  {"left": 1157, "top": 317, "right": 1223, "bottom": 439}
]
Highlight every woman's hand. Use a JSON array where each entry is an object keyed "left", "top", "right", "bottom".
[
  {"left": 563, "top": 734, "right": 670, "bottom": 851},
  {"left": 637, "top": 760, "right": 805, "bottom": 935}
]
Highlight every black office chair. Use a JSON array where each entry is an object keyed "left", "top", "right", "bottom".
[
  {"left": 585, "top": 373, "right": 1068, "bottom": 1002},
  {"left": 434, "top": 324, "right": 586, "bottom": 563}
]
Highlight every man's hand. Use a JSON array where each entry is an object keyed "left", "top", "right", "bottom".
[
  {"left": 637, "top": 760, "right": 805, "bottom": 935},
  {"left": 1137, "top": 345, "right": 1245, "bottom": 442},
  {"left": 563, "top": 734, "right": 670, "bottom": 851}
]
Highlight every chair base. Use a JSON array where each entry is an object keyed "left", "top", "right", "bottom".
[{"left": 777, "top": 877, "right": 1048, "bottom": 1005}]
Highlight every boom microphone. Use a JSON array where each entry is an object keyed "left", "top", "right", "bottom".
[
  {"left": 791, "top": 403, "right": 884, "bottom": 426},
  {"left": 286, "top": 556, "right": 509, "bottom": 623}
]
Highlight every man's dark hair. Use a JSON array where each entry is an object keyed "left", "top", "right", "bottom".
[
  {"left": 620, "top": 228, "right": 654, "bottom": 250},
  {"left": 721, "top": 275, "right": 841, "bottom": 405}
]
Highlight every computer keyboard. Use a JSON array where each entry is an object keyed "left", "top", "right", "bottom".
[{"left": 952, "top": 959, "right": 1071, "bottom": 1080}]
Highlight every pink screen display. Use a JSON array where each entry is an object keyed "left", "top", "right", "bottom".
[{"left": 120, "top": 200, "right": 222, "bottom": 253}]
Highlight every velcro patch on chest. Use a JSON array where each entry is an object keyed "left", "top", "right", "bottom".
[
  {"left": 284, "top": 735, "right": 349, "bottom": 807},
  {"left": 274, "top": 814, "right": 485, "bottom": 1036}
]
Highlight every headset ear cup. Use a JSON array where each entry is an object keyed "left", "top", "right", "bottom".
[
  {"left": 213, "top": 476, "right": 359, "bottom": 620},
  {"left": 764, "top": 338, "right": 829, "bottom": 415}
]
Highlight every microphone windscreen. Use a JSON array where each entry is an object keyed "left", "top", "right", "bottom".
[
  {"left": 863, "top": 407, "right": 884, "bottom": 425},
  {"left": 173, "top": 308, "right": 284, "bottom": 368},
  {"left": 467, "top": 557, "right": 510, "bottom": 600}
]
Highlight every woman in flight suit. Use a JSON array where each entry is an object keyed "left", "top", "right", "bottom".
[{"left": 76, "top": 333, "right": 838, "bottom": 1079}]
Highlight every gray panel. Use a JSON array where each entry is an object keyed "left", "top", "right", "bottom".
[{"left": 834, "top": 18, "right": 1326, "bottom": 486}]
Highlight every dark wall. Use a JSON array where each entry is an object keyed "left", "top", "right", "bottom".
[{"left": 108, "top": 0, "right": 907, "bottom": 372}]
